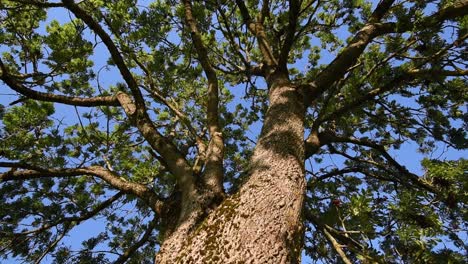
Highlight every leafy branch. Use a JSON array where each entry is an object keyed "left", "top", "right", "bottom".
[{"left": 0, "top": 162, "right": 163, "bottom": 213}]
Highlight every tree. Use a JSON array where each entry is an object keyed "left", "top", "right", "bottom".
[{"left": 0, "top": 0, "right": 467, "bottom": 262}]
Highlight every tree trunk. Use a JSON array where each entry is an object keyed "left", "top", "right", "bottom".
[{"left": 156, "top": 74, "right": 306, "bottom": 263}]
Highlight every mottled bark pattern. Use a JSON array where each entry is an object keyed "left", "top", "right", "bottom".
[{"left": 156, "top": 75, "right": 306, "bottom": 263}]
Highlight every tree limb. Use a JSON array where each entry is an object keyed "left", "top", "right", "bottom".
[
  {"left": 61, "top": 0, "right": 197, "bottom": 204},
  {"left": 9, "top": 0, "right": 65, "bottom": 8},
  {"left": 235, "top": 0, "right": 278, "bottom": 67},
  {"left": 0, "top": 59, "right": 119, "bottom": 107},
  {"left": 308, "top": 167, "right": 363, "bottom": 186},
  {"left": 325, "top": 140, "right": 437, "bottom": 193},
  {"left": 278, "top": 0, "right": 300, "bottom": 70},
  {"left": 184, "top": 0, "right": 225, "bottom": 199},
  {"left": 305, "top": 131, "right": 332, "bottom": 158},
  {"left": 303, "top": 0, "right": 396, "bottom": 104},
  {"left": 308, "top": 30, "right": 468, "bottom": 131},
  {"left": 306, "top": 211, "right": 365, "bottom": 262},
  {"left": 308, "top": 29, "right": 467, "bottom": 136},
  {"left": 4, "top": 191, "right": 124, "bottom": 236},
  {"left": 0, "top": 163, "right": 163, "bottom": 214},
  {"left": 61, "top": 0, "right": 145, "bottom": 108},
  {"left": 317, "top": 63, "right": 468, "bottom": 127},
  {"left": 303, "top": 0, "right": 468, "bottom": 106},
  {"left": 322, "top": 228, "right": 353, "bottom": 264}
]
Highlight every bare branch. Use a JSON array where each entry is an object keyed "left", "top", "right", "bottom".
[
  {"left": 0, "top": 59, "right": 119, "bottom": 107},
  {"left": 184, "top": 0, "right": 225, "bottom": 199},
  {"left": 235, "top": 0, "right": 278, "bottom": 67},
  {"left": 278, "top": 0, "right": 300, "bottom": 69},
  {"left": 322, "top": 228, "right": 353, "bottom": 264}
]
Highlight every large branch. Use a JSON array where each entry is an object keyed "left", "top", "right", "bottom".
[
  {"left": 0, "top": 60, "right": 119, "bottom": 107},
  {"left": 61, "top": 0, "right": 145, "bottom": 107},
  {"left": 306, "top": 34, "right": 467, "bottom": 137},
  {"left": 8, "top": 0, "right": 65, "bottom": 8},
  {"left": 0, "top": 163, "right": 163, "bottom": 213},
  {"left": 307, "top": 167, "right": 363, "bottom": 185},
  {"left": 303, "top": 0, "right": 396, "bottom": 104},
  {"left": 305, "top": 130, "right": 333, "bottom": 158},
  {"left": 115, "top": 93, "right": 197, "bottom": 209},
  {"left": 317, "top": 64, "right": 468, "bottom": 126},
  {"left": 99, "top": 16, "right": 208, "bottom": 159},
  {"left": 235, "top": 0, "right": 278, "bottom": 67},
  {"left": 303, "top": 0, "right": 468, "bottom": 106},
  {"left": 277, "top": 0, "right": 300, "bottom": 69},
  {"left": 184, "top": 0, "right": 225, "bottom": 199},
  {"left": 61, "top": 0, "right": 196, "bottom": 203}
]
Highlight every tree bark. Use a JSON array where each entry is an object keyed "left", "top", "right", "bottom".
[{"left": 156, "top": 73, "right": 306, "bottom": 263}]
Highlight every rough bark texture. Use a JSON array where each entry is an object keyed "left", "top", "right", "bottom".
[{"left": 156, "top": 74, "right": 306, "bottom": 263}]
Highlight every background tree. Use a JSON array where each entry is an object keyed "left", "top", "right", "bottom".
[{"left": 0, "top": 0, "right": 467, "bottom": 263}]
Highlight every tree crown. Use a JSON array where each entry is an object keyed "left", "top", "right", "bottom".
[{"left": 0, "top": 0, "right": 467, "bottom": 263}]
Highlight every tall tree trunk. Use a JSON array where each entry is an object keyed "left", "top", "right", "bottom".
[{"left": 156, "top": 73, "right": 306, "bottom": 263}]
